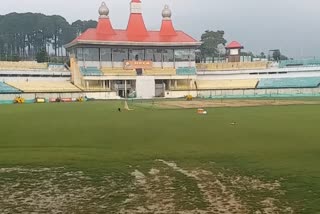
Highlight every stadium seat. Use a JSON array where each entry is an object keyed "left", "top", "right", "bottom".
[
  {"left": 176, "top": 67, "right": 197, "bottom": 75},
  {"left": 0, "top": 82, "right": 21, "bottom": 94},
  {"left": 101, "top": 68, "right": 136, "bottom": 76},
  {"left": 196, "top": 79, "right": 259, "bottom": 90},
  {"left": 80, "top": 67, "right": 103, "bottom": 76},
  {"left": 48, "top": 63, "right": 68, "bottom": 72},
  {"left": 0, "top": 61, "right": 48, "bottom": 70},
  {"left": 143, "top": 68, "right": 176, "bottom": 76},
  {"left": 279, "top": 59, "right": 320, "bottom": 68},
  {"left": 257, "top": 77, "right": 320, "bottom": 89},
  {"left": 196, "top": 62, "right": 269, "bottom": 71},
  {"left": 7, "top": 81, "right": 81, "bottom": 92}
]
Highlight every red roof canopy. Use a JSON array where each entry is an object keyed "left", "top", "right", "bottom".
[
  {"left": 65, "top": 1, "right": 200, "bottom": 48},
  {"left": 67, "top": 29, "right": 198, "bottom": 46},
  {"left": 160, "top": 20, "right": 177, "bottom": 36},
  {"left": 226, "top": 41, "right": 244, "bottom": 49},
  {"left": 96, "top": 18, "right": 115, "bottom": 35},
  {"left": 127, "top": 14, "right": 148, "bottom": 36}
]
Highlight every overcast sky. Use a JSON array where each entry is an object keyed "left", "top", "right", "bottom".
[{"left": 1, "top": 0, "right": 319, "bottom": 58}]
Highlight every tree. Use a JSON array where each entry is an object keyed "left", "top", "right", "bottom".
[
  {"left": 273, "top": 50, "right": 281, "bottom": 61},
  {"left": 260, "top": 52, "right": 266, "bottom": 59},
  {"left": 36, "top": 49, "right": 49, "bottom": 63},
  {"left": 200, "top": 30, "right": 227, "bottom": 62},
  {"left": 241, "top": 51, "right": 255, "bottom": 57},
  {"left": 71, "top": 20, "right": 98, "bottom": 36},
  {"left": 0, "top": 12, "right": 97, "bottom": 60},
  {"left": 280, "top": 54, "right": 288, "bottom": 60}
]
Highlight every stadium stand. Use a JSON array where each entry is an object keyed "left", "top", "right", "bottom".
[
  {"left": 7, "top": 81, "right": 81, "bottom": 92},
  {"left": 0, "top": 82, "right": 20, "bottom": 94},
  {"left": 0, "top": 61, "right": 48, "bottom": 70},
  {"left": 196, "top": 62, "right": 269, "bottom": 71},
  {"left": 101, "top": 68, "right": 136, "bottom": 76},
  {"left": 48, "top": 63, "right": 68, "bottom": 72},
  {"left": 196, "top": 79, "right": 259, "bottom": 90},
  {"left": 279, "top": 59, "right": 320, "bottom": 68},
  {"left": 80, "top": 67, "right": 103, "bottom": 76},
  {"left": 176, "top": 67, "right": 197, "bottom": 75},
  {"left": 143, "top": 68, "right": 176, "bottom": 76},
  {"left": 257, "top": 77, "right": 320, "bottom": 89}
]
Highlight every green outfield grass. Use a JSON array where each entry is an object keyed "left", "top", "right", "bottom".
[{"left": 0, "top": 101, "right": 319, "bottom": 213}]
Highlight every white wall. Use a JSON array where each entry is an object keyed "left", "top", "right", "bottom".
[
  {"left": 136, "top": 76, "right": 155, "bottom": 99},
  {"left": 165, "top": 90, "right": 197, "bottom": 98},
  {"left": 175, "top": 62, "right": 190, "bottom": 68},
  {"left": 165, "top": 88, "right": 320, "bottom": 99}
]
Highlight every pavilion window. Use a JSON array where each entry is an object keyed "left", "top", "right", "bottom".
[
  {"left": 83, "top": 48, "right": 99, "bottom": 61},
  {"left": 145, "top": 49, "right": 162, "bottom": 62},
  {"left": 76, "top": 48, "right": 83, "bottom": 61},
  {"left": 162, "top": 49, "right": 174, "bottom": 62},
  {"left": 174, "top": 49, "right": 190, "bottom": 62},
  {"left": 129, "top": 49, "right": 145, "bottom": 61},
  {"left": 190, "top": 49, "right": 196, "bottom": 61},
  {"left": 112, "top": 49, "right": 129, "bottom": 62},
  {"left": 100, "top": 48, "right": 112, "bottom": 61}
]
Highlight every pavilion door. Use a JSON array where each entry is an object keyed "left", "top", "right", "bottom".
[{"left": 155, "top": 81, "right": 165, "bottom": 97}]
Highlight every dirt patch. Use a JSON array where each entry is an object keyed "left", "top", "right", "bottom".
[
  {"left": 0, "top": 163, "right": 294, "bottom": 214},
  {"left": 152, "top": 99, "right": 320, "bottom": 109}
]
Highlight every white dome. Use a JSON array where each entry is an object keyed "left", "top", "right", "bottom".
[
  {"left": 99, "top": 2, "right": 109, "bottom": 18},
  {"left": 162, "top": 5, "right": 172, "bottom": 19}
]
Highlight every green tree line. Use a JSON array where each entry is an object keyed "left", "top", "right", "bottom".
[{"left": 0, "top": 12, "right": 97, "bottom": 61}]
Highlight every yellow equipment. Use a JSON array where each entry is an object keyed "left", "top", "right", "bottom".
[{"left": 14, "top": 97, "right": 25, "bottom": 104}]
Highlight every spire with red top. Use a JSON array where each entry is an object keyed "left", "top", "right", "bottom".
[
  {"left": 96, "top": 2, "right": 116, "bottom": 35},
  {"left": 126, "top": 0, "right": 148, "bottom": 37},
  {"left": 160, "top": 5, "right": 177, "bottom": 36}
]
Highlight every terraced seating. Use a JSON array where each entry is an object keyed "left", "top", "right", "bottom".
[
  {"left": 143, "top": 68, "right": 176, "bottom": 76},
  {"left": 0, "top": 82, "right": 20, "bottom": 94},
  {"left": 80, "top": 67, "right": 103, "bottom": 76},
  {"left": 48, "top": 63, "right": 68, "bottom": 72},
  {"left": 257, "top": 77, "right": 320, "bottom": 89},
  {"left": 196, "top": 79, "right": 259, "bottom": 90},
  {"left": 176, "top": 67, "right": 197, "bottom": 75},
  {"left": 279, "top": 59, "right": 320, "bottom": 68},
  {"left": 102, "top": 68, "right": 136, "bottom": 76},
  {"left": 197, "top": 62, "right": 269, "bottom": 71},
  {"left": 7, "top": 81, "right": 81, "bottom": 92},
  {"left": 0, "top": 61, "right": 48, "bottom": 70}
]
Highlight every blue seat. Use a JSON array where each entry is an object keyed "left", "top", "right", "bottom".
[
  {"left": 176, "top": 67, "right": 197, "bottom": 75},
  {"left": 257, "top": 77, "right": 320, "bottom": 89},
  {"left": 80, "top": 67, "right": 103, "bottom": 76},
  {"left": 279, "top": 59, "right": 320, "bottom": 68},
  {"left": 0, "top": 82, "right": 21, "bottom": 94}
]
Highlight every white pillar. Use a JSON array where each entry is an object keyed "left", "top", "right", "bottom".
[
  {"left": 189, "top": 80, "right": 193, "bottom": 89},
  {"left": 124, "top": 80, "right": 127, "bottom": 98},
  {"left": 86, "top": 81, "right": 89, "bottom": 89},
  {"left": 174, "top": 80, "right": 178, "bottom": 89}
]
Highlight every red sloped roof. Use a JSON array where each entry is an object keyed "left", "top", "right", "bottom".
[
  {"left": 127, "top": 13, "right": 148, "bottom": 36},
  {"left": 64, "top": 0, "right": 200, "bottom": 48},
  {"left": 96, "top": 18, "right": 115, "bottom": 35},
  {"left": 160, "top": 20, "right": 177, "bottom": 36},
  {"left": 226, "top": 41, "right": 243, "bottom": 49},
  {"left": 66, "top": 28, "right": 199, "bottom": 47}
]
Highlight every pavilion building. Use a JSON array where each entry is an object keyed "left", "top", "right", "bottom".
[{"left": 65, "top": 0, "right": 201, "bottom": 98}]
